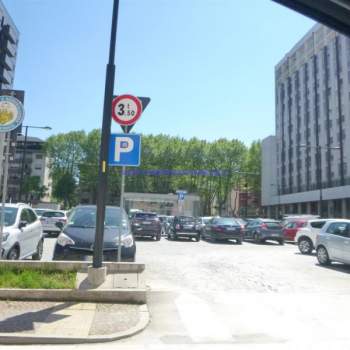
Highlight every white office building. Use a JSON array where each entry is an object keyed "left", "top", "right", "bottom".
[{"left": 262, "top": 23, "right": 350, "bottom": 218}]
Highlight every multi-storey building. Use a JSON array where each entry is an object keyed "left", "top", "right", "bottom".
[
  {"left": 262, "top": 23, "right": 350, "bottom": 218},
  {"left": 0, "top": 0, "right": 19, "bottom": 89},
  {"left": 8, "top": 136, "right": 52, "bottom": 202}
]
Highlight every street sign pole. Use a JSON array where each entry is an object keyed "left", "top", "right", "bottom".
[
  {"left": 93, "top": 0, "right": 119, "bottom": 269},
  {"left": 0, "top": 132, "right": 10, "bottom": 256},
  {"left": 118, "top": 165, "right": 126, "bottom": 262}
]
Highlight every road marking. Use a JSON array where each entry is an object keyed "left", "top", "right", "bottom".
[{"left": 175, "top": 292, "right": 232, "bottom": 342}]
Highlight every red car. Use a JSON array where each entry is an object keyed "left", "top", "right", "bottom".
[{"left": 283, "top": 220, "right": 307, "bottom": 241}]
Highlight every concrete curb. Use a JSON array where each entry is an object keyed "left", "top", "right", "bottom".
[
  {"left": 0, "top": 288, "right": 147, "bottom": 304},
  {"left": 0, "top": 304, "right": 150, "bottom": 344}
]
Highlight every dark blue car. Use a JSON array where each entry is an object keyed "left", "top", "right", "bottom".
[{"left": 53, "top": 205, "right": 136, "bottom": 262}]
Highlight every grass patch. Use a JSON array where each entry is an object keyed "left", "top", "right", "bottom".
[{"left": 0, "top": 268, "right": 76, "bottom": 289}]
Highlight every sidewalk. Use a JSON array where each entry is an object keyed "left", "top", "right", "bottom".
[{"left": 0, "top": 300, "right": 149, "bottom": 344}]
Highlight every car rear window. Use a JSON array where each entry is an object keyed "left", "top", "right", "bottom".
[
  {"left": 135, "top": 213, "right": 157, "bottom": 220},
  {"left": 178, "top": 217, "right": 195, "bottom": 223},
  {"left": 42, "top": 211, "right": 65, "bottom": 218},
  {"left": 264, "top": 222, "right": 282, "bottom": 229},
  {"left": 213, "top": 218, "right": 239, "bottom": 225}
]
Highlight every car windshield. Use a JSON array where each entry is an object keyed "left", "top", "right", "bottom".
[
  {"left": 135, "top": 213, "right": 157, "bottom": 220},
  {"left": 1, "top": 207, "right": 18, "bottom": 226},
  {"left": 213, "top": 218, "right": 239, "bottom": 225},
  {"left": 67, "top": 207, "right": 124, "bottom": 228}
]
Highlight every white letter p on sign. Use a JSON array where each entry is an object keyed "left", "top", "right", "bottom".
[{"left": 115, "top": 137, "right": 134, "bottom": 161}]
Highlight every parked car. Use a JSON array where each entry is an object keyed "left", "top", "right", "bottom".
[
  {"left": 130, "top": 212, "right": 162, "bottom": 240},
  {"left": 203, "top": 217, "right": 243, "bottom": 244},
  {"left": 1, "top": 203, "right": 44, "bottom": 260},
  {"left": 282, "top": 219, "right": 308, "bottom": 241},
  {"left": 53, "top": 205, "right": 136, "bottom": 261},
  {"left": 195, "top": 216, "right": 212, "bottom": 234},
  {"left": 39, "top": 210, "right": 67, "bottom": 236},
  {"left": 168, "top": 216, "right": 200, "bottom": 241},
  {"left": 34, "top": 208, "right": 50, "bottom": 218},
  {"left": 244, "top": 218, "right": 284, "bottom": 245},
  {"left": 295, "top": 219, "right": 330, "bottom": 254},
  {"left": 316, "top": 219, "right": 350, "bottom": 266}
]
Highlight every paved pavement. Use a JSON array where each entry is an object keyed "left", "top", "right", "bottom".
[
  {"left": 14, "top": 236, "right": 350, "bottom": 349},
  {"left": 0, "top": 301, "right": 140, "bottom": 338}
]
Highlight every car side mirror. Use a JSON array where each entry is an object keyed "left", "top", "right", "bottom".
[{"left": 19, "top": 220, "right": 27, "bottom": 229}]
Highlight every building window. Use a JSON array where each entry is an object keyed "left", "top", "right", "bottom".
[{"left": 35, "top": 154, "right": 43, "bottom": 160}]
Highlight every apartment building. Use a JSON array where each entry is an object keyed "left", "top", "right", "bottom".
[{"left": 262, "top": 24, "right": 350, "bottom": 218}]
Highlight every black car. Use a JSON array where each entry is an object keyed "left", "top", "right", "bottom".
[
  {"left": 168, "top": 216, "right": 200, "bottom": 241},
  {"left": 53, "top": 205, "right": 136, "bottom": 262},
  {"left": 203, "top": 217, "right": 243, "bottom": 244},
  {"left": 130, "top": 212, "right": 162, "bottom": 240}
]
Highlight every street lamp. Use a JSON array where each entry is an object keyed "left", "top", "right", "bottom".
[
  {"left": 18, "top": 125, "right": 52, "bottom": 201},
  {"left": 298, "top": 144, "right": 340, "bottom": 217}
]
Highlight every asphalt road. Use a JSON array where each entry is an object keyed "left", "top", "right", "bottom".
[{"left": 31, "top": 236, "right": 350, "bottom": 349}]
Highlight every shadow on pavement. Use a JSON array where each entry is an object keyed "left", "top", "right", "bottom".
[
  {"left": 294, "top": 252, "right": 317, "bottom": 257},
  {"left": 202, "top": 239, "right": 239, "bottom": 245},
  {"left": 134, "top": 237, "right": 158, "bottom": 242},
  {"left": 0, "top": 302, "right": 75, "bottom": 333},
  {"left": 243, "top": 240, "right": 282, "bottom": 246},
  {"left": 317, "top": 262, "right": 350, "bottom": 275}
]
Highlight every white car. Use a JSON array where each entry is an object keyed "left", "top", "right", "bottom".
[
  {"left": 294, "top": 219, "right": 330, "bottom": 254},
  {"left": 1, "top": 203, "right": 44, "bottom": 260},
  {"left": 39, "top": 210, "right": 67, "bottom": 236}
]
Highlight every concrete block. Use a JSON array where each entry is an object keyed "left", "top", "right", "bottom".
[{"left": 87, "top": 266, "right": 107, "bottom": 287}]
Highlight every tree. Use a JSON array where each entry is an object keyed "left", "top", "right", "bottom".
[
  {"left": 52, "top": 172, "right": 77, "bottom": 209},
  {"left": 23, "top": 176, "right": 47, "bottom": 202},
  {"left": 245, "top": 140, "right": 261, "bottom": 192}
]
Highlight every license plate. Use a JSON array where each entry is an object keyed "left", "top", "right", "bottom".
[
  {"left": 142, "top": 221, "right": 151, "bottom": 225},
  {"left": 184, "top": 225, "right": 193, "bottom": 229}
]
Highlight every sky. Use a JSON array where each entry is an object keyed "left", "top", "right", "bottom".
[{"left": 3, "top": 0, "right": 314, "bottom": 145}]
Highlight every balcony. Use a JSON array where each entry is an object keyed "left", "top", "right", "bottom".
[
  {"left": 0, "top": 68, "right": 12, "bottom": 85},
  {"left": 5, "top": 25, "right": 17, "bottom": 45},
  {"left": 5, "top": 41, "right": 16, "bottom": 57},
  {"left": 1, "top": 54, "right": 14, "bottom": 71}
]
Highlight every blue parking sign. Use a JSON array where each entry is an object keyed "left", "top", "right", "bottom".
[{"left": 108, "top": 133, "right": 141, "bottom": 166}]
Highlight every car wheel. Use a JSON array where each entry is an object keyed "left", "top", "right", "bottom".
[
  {"left": 298, "top": 237, "right": 313, "bottom": 254},
  {"left": 156, "top": 233, "right": 161, "bottom": 241},
  {"left": 195, "top": 234, "right": 200, "bottom": 242},
  {"left": 237, "top": 239, "right": 242, "bottom": 245},
  {"left": 278, "top": 239, "right": 285, "bottom": 246},
  {"left": 7, "top": 246, "right": 19, "bottom": 260},
  {"left": 32, "top": 239, "right": 44, "bottom": 260},
  {"left": 167, "top": 233, "right": 171, "bottom": 240},
  {"left": 317, "top": 246, "right": 331, "bottom": 266}
]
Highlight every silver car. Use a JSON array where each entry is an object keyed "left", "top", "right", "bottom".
[{"left": 316, "top": 219, "right": 350, "bottom": 266}]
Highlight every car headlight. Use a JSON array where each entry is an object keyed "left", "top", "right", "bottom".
[
  {"left": 57, "top": 233, "right": 75, "bottom": 247},
  {"left": 132, "top": 223, "right": 140, "bottom": 227},
  {"left": 2, "top": 232, "right": 9, "bottom": 242},
  {"left": 121, "top": 234, "right": 134, "bottom": 248}
]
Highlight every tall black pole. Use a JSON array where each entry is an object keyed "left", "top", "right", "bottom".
[
  {"left": 93, "top": 0, "right": 119, "bottom": 269},
  {"left": 317, "top": 145, "right": 323, "bottom": 217},
  {"left": 18, "top": 125, "right": 28, "bottom": 202}
]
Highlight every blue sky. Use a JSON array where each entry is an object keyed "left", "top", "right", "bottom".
[{"left": 4, "top": 0, "right": 314, "bottom": 145}]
